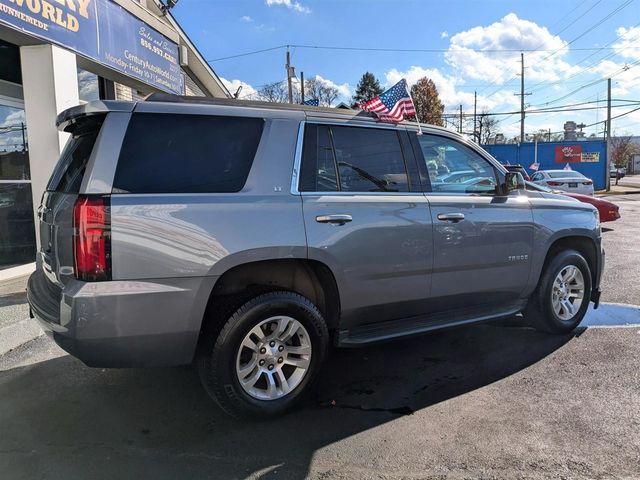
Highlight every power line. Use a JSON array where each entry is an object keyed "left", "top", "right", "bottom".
[{"left": 206, "top": 43, "right": 640, "bottom": 62}]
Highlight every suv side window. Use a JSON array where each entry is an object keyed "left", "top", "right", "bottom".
[
  {"left": 415, "top": 134, "right": 498, "bottom": 195},
  {"left": 531, "top": 172, "right": 543, "bottom": 181},
  {"left": 299, "top": 125, "right": 339, "bottom": 192},
  {"left": 299, "top": 124, "right": 410, "bottom": 193},
  {"left": 113, "top": 114, "right": 264, "bottom": 194}
]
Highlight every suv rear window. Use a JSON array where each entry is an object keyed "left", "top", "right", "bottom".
[
  {"left": 47, "top": 115, "right": 105, "bottom": 193},
  {"left": 113, "top": 114, "right": 264, "bottom": 194}
]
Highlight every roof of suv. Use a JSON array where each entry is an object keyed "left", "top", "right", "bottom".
[{"left": 56, "top": 93, "right": 455, "bottom": 137}]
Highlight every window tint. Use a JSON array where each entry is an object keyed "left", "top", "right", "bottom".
[
  {"left": 330, "top": 126, "right": 409, "bottom": 192},
  {"left": 299, "top": 125, "right": 338, "bottom": 192},
  {"left": 113, "top": 114, "right": 264, "bottom": 194},
  {"left": 47, "top": 115, "right": 105, "bottom": 193},
  {"left": 416, "top": 135, "right": 497, "bottom": 194}
]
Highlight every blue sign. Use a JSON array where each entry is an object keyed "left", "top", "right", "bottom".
[{"left": 0, "top": 0, "right": 183, "bottom": 94}]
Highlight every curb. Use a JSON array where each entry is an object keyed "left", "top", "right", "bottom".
[
  {"left": 596, "top": 187, "right": 640, "bottom": 196},
  {"left": 0, "top": 319, "right": 43, "bottom": 357}
]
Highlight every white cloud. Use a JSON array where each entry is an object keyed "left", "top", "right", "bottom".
[
  {"left": 445, "top": 13, "right": 577, "bottom": 84},
  {"left": 310, "top": 74, "right": 351, "bottom": 99},
  {"left": 240, "top": 15, "right": 254, "bottom": 22},
  {"left": 220, "top": 78, "right": 259, "bottom": 100},
  {"left": 440, "top": 31, "right": 449, "bottom": 39},
  {"left": 613, "top": 26, "right": 640, "bottom": 61},
  {"left": 384, "top": 65, "right": 519, "bottom": 112},
  {"left": 265, "top": 0, "right": 310, "bottom": 14}
]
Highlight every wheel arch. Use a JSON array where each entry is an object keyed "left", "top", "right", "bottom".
[
  {"left": 198, "top": 258, "right": 341, "bottom": 348},
  {"left": 540, "top": 235, "right": 600, "bottom": 288}
]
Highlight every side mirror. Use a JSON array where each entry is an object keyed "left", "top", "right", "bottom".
[{"left": 503, "top": 171, "right": 526, "bottom": 194}]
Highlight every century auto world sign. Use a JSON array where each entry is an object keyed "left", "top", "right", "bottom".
[{"left": 0, "top": 0, "right": 183, "bottom": 94}]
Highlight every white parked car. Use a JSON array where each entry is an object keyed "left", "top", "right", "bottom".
[{"left": 530, "top": 170, "right": 595, "bottom": 196}]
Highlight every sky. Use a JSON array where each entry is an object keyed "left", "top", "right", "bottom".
[{"left": 172, "top": 0, "right": 640, "bottom": 139}]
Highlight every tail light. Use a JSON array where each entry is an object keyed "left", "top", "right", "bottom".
[
  {"left": 547, "top": 181, "right": 563, "bottom": 186},
  {"left": 73, "top": 195, "right": 111, "bottom": 281},
  {"left": 582, "top": 181, "right": 592, "bottom": 185}
]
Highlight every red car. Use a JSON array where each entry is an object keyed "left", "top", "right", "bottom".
[
  {"left": 526, "top": 182, "right": 621, "bottom": 222},
  {"left": 563, "top": 192, "right": 621, "bottom": 222}
]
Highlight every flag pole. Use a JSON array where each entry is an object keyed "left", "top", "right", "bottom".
[{"left": 405, "top": 81, "right": 423, "bottom": 135}]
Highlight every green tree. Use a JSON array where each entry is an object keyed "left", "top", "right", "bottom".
[
  {"left": 352, "top": 72, "right": 383, "bottom": 106},
  {"left": 410, "top": 77, "right": 444, "bottom": 126}
]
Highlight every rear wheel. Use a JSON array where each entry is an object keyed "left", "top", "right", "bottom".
[
  {"left": 197, "top": 291, "right": 328, "bottom": 418},
  {"left": 524, "top": 249, "right": 592, "bottom": 334}
]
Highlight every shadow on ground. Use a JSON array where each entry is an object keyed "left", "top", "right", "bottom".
[{"left": 0, "top": 322, "right": 580, "bottom": 479}]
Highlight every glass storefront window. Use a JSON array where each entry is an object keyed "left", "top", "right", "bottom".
[
  {"left": 78, "top": 68, "right": 100, "bottom": 102},
  {"left": 0, "top": 98, "right": 35, "bottom": 269},
  {"left": 0, "top": 104, "right": 29, "bottom": 180},
  {"left": 0, "top": 183, "right": 36, "bottom": 268}
]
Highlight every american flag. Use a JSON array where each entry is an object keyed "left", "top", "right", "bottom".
[
  {"left": 301, "top": 98, "right": 320, "bottom": 106},
  {"left": 359, "top": 79, "right": 416, "bottom": 122}
]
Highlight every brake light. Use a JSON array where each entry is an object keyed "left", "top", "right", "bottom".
[
  {"left": 73, "top": 195, "right": 111, "bottom": 281},
  {"left": 547, "top": 181, "right": 563, "bottom": 186},
  {"left": 582, "top": 181, "right": 592, "bottom": 185}
]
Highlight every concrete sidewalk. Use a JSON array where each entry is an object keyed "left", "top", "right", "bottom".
[
  {"left": 0, "top": 274, "right": 42, "bottom": 356},
  {"left": 597, "top": 175, "right": 640, "bottom": 196}
]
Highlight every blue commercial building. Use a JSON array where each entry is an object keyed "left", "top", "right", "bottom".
[{"left": 483, "top": 140, "right": 608, "bottom": 190}]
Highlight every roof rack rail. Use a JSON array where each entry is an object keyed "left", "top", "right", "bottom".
[{"left": 143, "top": 93, "right": 377, "bottom": 119}]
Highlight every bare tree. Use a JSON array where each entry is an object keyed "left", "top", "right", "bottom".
[
  {"left": 304, "top": 77, "right": 339, "bottom": 107},
  {"left": 610, "top": 133, "right": 639, "bottom": 185},
  {"left": 256, "top": 81, "right": 289, "bottom": 103},
  {"left": 476, "top": 111, "right": 500, "bottom": 144}
]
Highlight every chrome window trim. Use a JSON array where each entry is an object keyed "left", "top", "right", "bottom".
[
  {"left": 290, "top": 120, "right": 418, "bottom": 196},
  {"left": 290, "top": 121, "right": 305, "bottom": 195}
]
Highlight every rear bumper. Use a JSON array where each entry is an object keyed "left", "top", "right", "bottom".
[{"left": 27, "top": 269, "right": 216, "bottom": 367}]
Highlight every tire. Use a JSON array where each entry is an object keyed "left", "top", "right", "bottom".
[
  {"left": 524, "top": 249, "right": 592, "bottom": 334},
  {"left": 197, "top": 291, "right": 329, "bottom": 419}
]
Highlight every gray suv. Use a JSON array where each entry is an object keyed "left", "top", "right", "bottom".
[{"left": 28, "top": 94, "right": 604, "bottom": 418}]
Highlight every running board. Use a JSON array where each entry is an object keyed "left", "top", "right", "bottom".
[{"left": 338, "top": 302, "right": 526, "bottom": 347}]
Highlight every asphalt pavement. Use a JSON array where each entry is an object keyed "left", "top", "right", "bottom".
[
  {"left": 1, "top": 195, "right": 640, "bottom": 479},
  {"left": 600, "top": 193, "right": 640, "bottom": 305}
]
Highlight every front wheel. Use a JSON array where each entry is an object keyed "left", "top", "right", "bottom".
[
  {"left": 524, "top": 249, "right": 592, "bottom": 334},
  {"left": 197, "top": 291, "right": 329, "bottom": 419}
]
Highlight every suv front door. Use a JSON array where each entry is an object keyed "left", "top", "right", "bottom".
[
  {"left": 410, "top": 131, "right": 534, "bottom": 313},
  {"left": 296, "top": 122, "right": 433, "bottom": 330}
]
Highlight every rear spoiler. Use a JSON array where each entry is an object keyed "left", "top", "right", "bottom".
[{"left": 56, "top": 101, "right": 135, "bottom": 132}]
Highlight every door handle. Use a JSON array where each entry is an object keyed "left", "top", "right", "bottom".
[
  {"left": 437, "top": 213, "right": 465, "bottom": 222},
  {"left": 316, "top": 214, "right": 352, "bottom": 225}
]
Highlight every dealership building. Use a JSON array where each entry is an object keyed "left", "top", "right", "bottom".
[{"left": 0, "top": 0, "right": 229, "bottom": 275}]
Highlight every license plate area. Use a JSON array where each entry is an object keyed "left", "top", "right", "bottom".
[{"left": 569, "top": 182, "right": 578, "bottom": 188}]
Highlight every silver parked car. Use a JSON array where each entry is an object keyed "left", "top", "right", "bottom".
[
  {"left": 530, "top": 169, "right": 595, "bottom": 196},
  {"left": 28, "top": 95, "right": 604, "bottom": 418}
]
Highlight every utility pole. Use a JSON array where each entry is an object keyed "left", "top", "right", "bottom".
[
  {"left": 606, "top": 77, "right": 612, "bottom": 191},
  {"left": 515, "top": 53, "right": 531, "bottom": 143},
  {"left": 459, "top": 105, "right": 463, "bottom": 134},
  {"left": 300, "top": 71, "right": 305, "bottom": 104},
  {"left": 473, "top": 91, "right": 477, "bottom": 143},
  {"left": 285, "top": 48, "right": 294, "bottom": 104}
]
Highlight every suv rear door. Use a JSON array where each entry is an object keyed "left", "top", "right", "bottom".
[
  {"left": 410, "top": 131, "right": 534, "bottom": 313},
  {"left": 296, "top": 121, "right": 433, "bottom": 330},
  {"left": 38, "top": 114, "right": 107, "bottom": 287}
]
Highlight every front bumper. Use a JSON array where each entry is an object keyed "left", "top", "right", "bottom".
[
  {"left": 27, "top": 269, "right": 216, "bottom": 367},
  {"left": 590, "top": 242, "right": 605, "bottom": 309}
]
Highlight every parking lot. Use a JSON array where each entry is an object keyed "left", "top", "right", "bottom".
[{"left": 1, "top": 194, "right": 639, "bottom": 480}]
